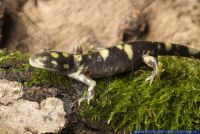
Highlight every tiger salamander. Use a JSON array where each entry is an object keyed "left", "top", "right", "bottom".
[{"left": 29, "top": 41, "right": 200, "bottom": 105}]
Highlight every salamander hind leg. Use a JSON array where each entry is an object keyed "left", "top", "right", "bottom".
[
  {"left": 142, "top": 55, "right": 158, "bottom": 85},
  {"left": 73, "top": 43, "right": 102, "bottom": 54},
  {"left": 73, "top": 43, "right": 83, "bottom": 54},
  {"left": 68, "top": 69, "right": 96, "bottom": 106}
]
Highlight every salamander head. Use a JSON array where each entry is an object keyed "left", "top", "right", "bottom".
[{"left": 29, "top": 49, "right": 75, "bottom": 73}]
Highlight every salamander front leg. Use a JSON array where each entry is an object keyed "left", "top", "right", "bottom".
[
  {"left": 142, "top": 55, "right": 158, "bottom": 85},
  {"left": 68, "top": 71, "right": 96, "bottom": 105}
]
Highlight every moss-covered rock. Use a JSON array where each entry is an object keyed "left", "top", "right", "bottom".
[
  {"left": 0, "top": 51, "right": 199, "bottom": 132},
  {"left": 79, "top": 56, "right": 200, "bottom": 132}
]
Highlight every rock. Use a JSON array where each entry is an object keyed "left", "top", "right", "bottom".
[
  {"left": 0, "top": 79, "right": 67, "bottom": 134},
  {"left": 0, "top": 0, "right": 4, "bottom": 43},
  {"left": 0, "top": 79, "right": 23, "bottom": 105},
  {"left": 142, "top": 0, "right": 200, "bottom": 48},
  {"left": 3, "top": 0, "right": 146, "bottom": 53},
  {"left": 2, "top": 0, "right": 200, "bottom": 53}
]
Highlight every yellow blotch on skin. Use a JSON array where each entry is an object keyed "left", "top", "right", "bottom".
[
  {"left": 124, "top": 44, "right": 133, "bottom": 60},
  {"left": 62, "top": 52, "right": 68, "bottom": 57},
  {"left": 165, "top": 42, "right": 173, "bottom": 51},
  {"left": 63, "top": 64, "right": 69, "bottom": 69},
  {"left": 99, "top": 49, "right": 109, "bottom": 60},
  {"left": 51, "top": 60, "right": 58, "bottom": 66},
  {"left": 188, "top": 48, "right": 199, "bottom": 55},
  {"left": 116, "top": 45, "right": 123, "bottom": 50},
  {"left": 51, "top": 52, "right": 59, "bottom": 58},
  {"left": 74, "top": 55, "right": 82, "bottom": 62}
]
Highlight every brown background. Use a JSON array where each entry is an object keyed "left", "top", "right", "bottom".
[{"left": 1, "top": 0, "right": 200, "bottom": 54}]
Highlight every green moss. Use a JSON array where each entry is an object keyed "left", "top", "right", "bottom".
[
  {"left": 80, "top": 56, "right": 200, "bottom": 132},
  {"left": 24, "top": 68, "right": 72, "bottom": 89},
  {"left": 0, "top": 51, "right": 199, "bottom": 131},
  {"left": 0, "top": 50, "right": 28, "bottom": 65}
]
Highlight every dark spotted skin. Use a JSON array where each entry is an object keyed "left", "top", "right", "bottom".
[
  {"left": 79, "top": 42, "right": 158, "bottom": 78},
  {"left": 77, "top": 41, "right": 200, "bottom": 78},
  {"left": 31, "top": 41, "right": 200, "bottom": 78},
  {"left": 157, "top": 42, "right": 200, "bottom": 58}
]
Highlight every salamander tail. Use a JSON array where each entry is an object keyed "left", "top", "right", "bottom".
[{"left": 155, "top": 42, "right": 200, "bottom": 59}]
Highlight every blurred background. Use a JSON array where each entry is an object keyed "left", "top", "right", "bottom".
[{"left": 1, "top": 0, "right": 200, "bottom": 54}]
